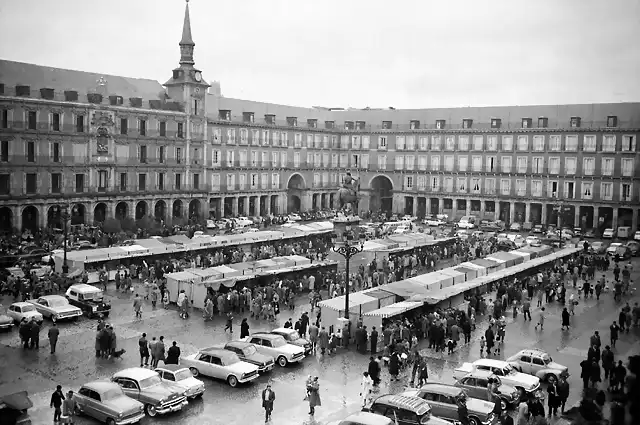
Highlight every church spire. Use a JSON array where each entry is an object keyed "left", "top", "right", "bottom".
[{"left": 179, "top": 0, "right": 195, "bottom": 66}]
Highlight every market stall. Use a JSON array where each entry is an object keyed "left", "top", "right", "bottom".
[
  {"left": 515, "top": 246, "right": 539, "bottom": 259},
  {"left": 382, "top": 280, "right": 434, "bottom": 301},
  {"left": 134, "top": 239, "right": 173, "bottom": 255},
  {"left": 404, "top": 273, "right": 452, "bottom": 291},
  {"left": 486, "top": 251, "right": 523, "bottom": 268},
  {"left": 454, "top": 265, "right": 478, "bottom": 280},
  {"left": 318, "top": 292, "right": 379, "bottom": 332},
  {"left": 437, "top": 268, "right": 466, "bottom": 285},
  {"left": 362, "top": 301, "right": 424, "bottom": 331},
  {"left": 510, "top": 250, "right": 531, "bottom": 262},
  {"left": 212, "top": 265, "right": 244, "bottom": 278},
  {"left": 469, "top": 258, "right": 502, "bottom": 274},
  {"left": 459, "top": 261, "right": 488, "bottom": 277},
  {"left": 362, "top": 288, "right": 398, "bottom": 308}
]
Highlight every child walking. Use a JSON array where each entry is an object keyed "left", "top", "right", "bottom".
[{"left": 534, "top": 307, "right": 546, "bottom": 330}]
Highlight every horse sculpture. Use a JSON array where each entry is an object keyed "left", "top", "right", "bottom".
[{"left": 337, "top": 178, "right": 360, "bottom": 214}]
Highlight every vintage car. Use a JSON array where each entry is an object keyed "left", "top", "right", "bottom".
[
  {"left": 223, "top": 341, "right": 275, "bottom": 373},
  {"left": 506, "top": 349, "right": 569, "bottom": 382},
  {"left": 27, "top": 295, "right": 82, "bottom": 321},
  {"left": 364, "top": 394, "right": 453, "bottom": 425},
  {"left": 269, "top": 327, "right": 312, "bottom": 354},
  {"left": 74, "top": 380, "right": 145, "bottom": 425},
  {"left": 154, "top": 365, "right": 205, "bottom": 399},
  {"left": 0, "top": 309, "right": 13, "bottom": 331},
  {"left": 244, "top": 333, "right": 306, "bottom": 367},
  {"left": 454, "top": 370, "right": 520, "bottom": 409},
  {"left": 453, "top": 359, "right": 541, "bottom": 397},
  {"left": 0, "top": 391, "right": 33, "bottom": 425},
  {"left": 6, "top": 302, "right": 44, "bottom": 325},
  {"left": 327, "top": 411, "right": 395, "bottom": 425},
  {"left": 111, "top": 368, "right": 188, "bottom": 417},
  {"left": 402, "top": 383, "right": 498, "bottom": 425},
  {"left": 180, "top": 347, "right": 260, "bottom": 387},
  {"left": 65, "top": 284, "right": 111, "bottom": 318}
]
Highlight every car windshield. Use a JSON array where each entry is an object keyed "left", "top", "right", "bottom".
[
  {"left": 542, "top": 356, "right": 552, "bottom": 365},
  {"left": 138, "top": 375, "right": 162, "bottom": 389},
  {"left": 102, "top": 389, "right": 124, "bottom": 400},
  {"left": 243, "top": 346, "right": 257, "bottom": 356},
  {"left": 21, "top": 305, "right": 36, "bottom": 312},
  {"left": 284, "top": 332, "right": 299, "bottom": 341},
  {"left": 271, "top": 338, "right": 286, "bottom": 348},
  {"left": 81, "top": 291, "right": 101, "bottom": 300},
  {"left": 174, "top": 369, "right": 192, "bottom": 381},
  {"left": 48, "top": 299, "right": 68, "bottom": 308}
]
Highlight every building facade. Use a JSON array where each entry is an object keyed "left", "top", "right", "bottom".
[{"left": 1, "top": 2, "right": 639, "bottom": 233}]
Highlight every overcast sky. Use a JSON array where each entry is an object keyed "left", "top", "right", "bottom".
[{"left": 1, "top": 0, "right": 638, "bottom": 109}]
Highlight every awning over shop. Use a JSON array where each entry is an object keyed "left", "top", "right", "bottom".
[
  {"left": 470, "top": 258, "right": 502, "bottom": 273},
  {"left": 318, "top": 292, "right": 378, "bottom": 312},
  {"left": 510, "top": 250, "right": 531, "bottom": 262},
  {"left": 165, "top": 271, "right": 200, "bottom": 283},
  {"left": 382, "top": 280, "right": 433, "bottom": 301},
  {"left": 515, "top": 247, "right": 538, "bottom": 259},
  {"left": 437, "top": 268, "right": 466, "bottom": 284},
  {"left": 486, "top": 251, "right": 523, "bottom": 268},
  {"left": 362, "top": 288, "right": 398, "bottom": 308},
  {"left": 212, "top": 265, "right": 244, "bottom": 277},
  {"left": 363, "top": 301, "right": 424, "bottom": 318},
  {"left": 454, "top": 266, "right": 477, "bottom": 280},
  {"left": 459, "top": 261, "right": 487, "bottom": 277}
]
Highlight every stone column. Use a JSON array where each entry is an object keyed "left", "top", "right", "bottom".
[
  {"left": 541, "top": 203, "right": 548, "bottom": 225},
  {"left": 426, "top": 198, "right": 432, "bottom": 216},
  {"left": 525, "top": 202, "right": 531, "bottom": 223},
  {"left": 255, "top": 196, "right": 261, "bottom": 217},
  {"left": 574, "top": 207, "right": 581, "bottom": 229},
  {"left": 632, "top": 209, "right": 638, "bottom": 233},
  {"left": 265, "top": 196, "right": 271, "bottom": 215},
  {"left": 465, "top": 200, "right": 471, "bottom": 216},
  {"left": 232, "top": 197, "right": 239, "bottom": 216},
  {"left": 438, "top": 198, "right": 444, "bottom": 215},
  {"left": 38, "top": 205, "right": 47, "bottom": 228},
  {"left": 12, "top": 206, "right": 21, "bottom": 231},
  {"left": 509, "top": 201, "right": 515, "bottom": 224},
  {"left": 480, "top": 201, "right": 486, "bottom": 219},
  {"left": 413, "top": 196, "right": 418, "bottom": 216},
  {"left": 592, "top": 207, "right": 599, "bottom": 230},
  {"left": 612, "top": 207, "right": 619, "bottom": 229}
]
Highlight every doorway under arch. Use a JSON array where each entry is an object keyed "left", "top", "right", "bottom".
[
  {"left": 370, "top": 175, "right": 393, "bottom": 213},
  {"left": 71, "top": 204, "right": 86, "bottom": 225},
  {"left": 135, "top": 201, "right": 148, "bottom": 220},
  {"left": 0, "top": 207, "right": 12, "bottom": 232},
  {"left": 22, "top": 206, "right": 39, "bottom": 232},
  {"left": 287, "top": 195, "right": 301, "bottom": 213},
  {"left": 173, "top": 200, "right": 183, "bottom": 218},
  {"left": 189, "top": 199, "right": 201, "bottom": 220},
  {"left": 94, "top": 203, "right": 107, "bottom": 224},
  {"left": 155, "top": 200, "right": 167, "bottom": 222},
  {"left": 287, "top": 173, "right": 306, "bottom": 213},
  {"left": 115, "top": 202, "right": 128, "bottom": 220},
  {"left": 47, "top": 206, "right": 63, "bottom": 229}
]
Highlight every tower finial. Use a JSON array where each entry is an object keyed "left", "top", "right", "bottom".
[{"left": 179, "top": 0, "right": 195, "bottom": 65}]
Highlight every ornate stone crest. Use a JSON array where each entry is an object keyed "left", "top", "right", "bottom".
[{"left": 90, "top": 111, "right": 115, "bottom": 154}]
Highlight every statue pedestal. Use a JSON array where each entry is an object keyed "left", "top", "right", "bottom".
[{"left": 333, "top": 215, "right": 361, "bottom": 240}]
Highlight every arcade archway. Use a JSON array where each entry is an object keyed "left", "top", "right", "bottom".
[
  {"left": 47, "top": 206, "right": 63, "bottom": 229},
  {"left": 155, "top": 200, "right": 167, "bottom": 222},
  {"left": 173, "top": 200, "right": 183, "bottom": 218},
  {"left": 115, "top": 202, "right": 128, "bottom": 220},
  {"left": 94, "top": 203, "right": 107, "bottom": 223},
  {"left": 370, "top": 175, "right": 393, "bottom": 213},
  {"left": 22, "top": 206, "right": 39, "bottom": 232},
  {"left": 135, "top": 201, "right": 148, "bottom": 220},
  {"left": 188, "top": 200, "right": 201, "bottom": 220},
  {"left": 71, "top": 204, "right": 86, "bottom": 225},
  {"left": 0, "top": 207, "right": 12, "bottom": 232},
  {"left": 287, "top": 174, "right": 306, "bottom": 213}
]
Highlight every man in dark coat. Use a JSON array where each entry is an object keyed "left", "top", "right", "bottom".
[
  {"left": 299, "top": 312, "right": 309, "bottom": 337},
  {"left": 355, "top": 327, "right": 367, "bottom": 354},
  {"left": 602, "top": 345, "right": 615, "bottom": 380},
  {"left": 284, "top": 318, "right": 293, "bottom": 328},
  {"left": 29, "top": 318, "right": 41, "bottom": 349},
  {"left": 382, "top": 326, "right": 393, "bottom": 347},
  {"left": 261, "top": 383, "right": 275, "bottom": 422},
  {"left": 368, "top": 356, "right": 381, "bottom": 386},
  {"left": 485, "top": 326, "right": 495, "bottom": 356},
  {"left": 166, "top": 341, "right": 181, "bottom": 364},
  {"left": 48, "top": 321, "right": 59, "bottom": 354},
  {"left": 370, "top": 326, "right": 379, "bottom": 354},
  {"left": 580, "top": 359, "right": 591, "bottom": 389}
]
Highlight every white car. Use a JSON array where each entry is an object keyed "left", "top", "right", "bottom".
[
  {"left": 27, "top": 295, "right": 83, "bottom": 321},
  {"left": 606, "top": 243, "right": 623, "bottom": 255},
  {"left": 424, "top": 217, "right": 445, "bottom": 227},
  {"left": 155, "top": 365, "right": 206, "bottom": 399},
  {"left": 603, "top": 228, "right": 616, "bottom": 239},
  {"left": 6, "top": 302, "right": 44, "bottom": 324},
  {"left": 233, "top": 217, "right": 254, "bottom": 227},
  {"left": 509, "top": 222, "right": 522, "bottom": 232},
  {"left": 496, "top": 233, "right": 509, "bottom": 241},
  {"left": 245, "top": 333, "right": 306, "bottom": 367},
  {"left": 287, "top": 213, "right": 302, "bottom": 221},
  {"left": 453, "top": 358, "right": 541, "bottom": 397},
  {"left": 457, "top": 220, "right": 476, "bottom": 229},
  {"left": 506, "top": 349, "right": 569, "bottom": 382},
  {"left": 634, "top": 231, "right": 640, "bottom": 241},
  {"left": 393, "top": 226, "right": 410, "bottom": 234},
  {"left": 180, "top": 347, "right": 259, "bottom": 387},
  {"left": 206, "top": 219, "right": 217, "bottom": 229},
  {"left": 525, "top": 236, "right": 541, "bottom": 247}
]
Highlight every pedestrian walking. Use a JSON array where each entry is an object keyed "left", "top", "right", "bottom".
[
  {"left": 557, "top": 374, "right": 570, "bottom": 413},
  {"left": 306, "top": 376, "right": 321, "bottom": 416},
  {"left": 546, "top": 377, "right": 559, "bottom": 417},
  {"left": 29, "top": 318, "right": 40, "bottom": 349},
  {"left": 389, "top": 352, "right": 400, "bottom": 381},
  {"left": 152, "top": 336, "right": 165, "bottom": 367},
  {"left": 50, "top": 385, "right": 65, "bottom": 423},
  {"left": 224, "top": 312, "right": 234, "bottom": 333},
  {"left": 133, "top": 293, "right": 142, "bottom": 319},
  {"left": 522, "top": 299, "right": 531, "bottom": 321},
  {"left": 149, "top": 336, "right": 158, "bottom": 367},
  {"left": 139, "top": 333, "right": 150, "bottom": 367},
  {"left": 360, "top": 372, "right": 373, "bottom": 407},
  {"left": 165, "top": 341, "right": 180, "bottom": 364},
  {"left": 261, "top": 383, "right": 275, "bottom": 423},
  {"left": 318, "top": 327, "right": 329, "bottom": 355},
  {"left": 534, "top": 307, "right": 545, "bottom": 331},
  {"left": 610, "top": 321, "right": 620, "bottom": 348},
  {"left": 48, "top": 321, "right": 60, "bottom": 354},
  {"left": 369, "top": 326, "right": 378, "bottom": 354},
  {"left": 536, "top": 289, "right": 543, "bottom": 307},
  {"left": 61, "top": 390, "right": 76, "bottom": 424},
  {"left": 561, "top": 307, "right": 570, "bottom": 330},
  {"left": 368, "top": 356, "right": 381, "bottom": 386},
  {"left": 240, "top": 318, "right": 250, "bottom": 339},
  {"left": 589, "top": 360, "right": 601, "bottom": 388},
  {"left": 602, "top": 345, "right": 614, "bottom": 381},
  {"left": 479, "top": 336, "right": 486, "bottom": 357}
]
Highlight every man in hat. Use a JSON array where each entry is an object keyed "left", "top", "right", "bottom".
[
  {"left": 48, "top": 321, "right": 60, "bottom": 354},
  {"left": 261, "top": 383, "right": 276, "bottom": 422}
]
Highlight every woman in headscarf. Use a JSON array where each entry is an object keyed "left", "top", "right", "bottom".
[
  {"left": 240, "top": 318, "right": 250, "bottom": 339},
  {"left": 307, "top": 376, "right": 321, "bottom": 416}
]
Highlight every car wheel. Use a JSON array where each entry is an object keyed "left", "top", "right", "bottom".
[
  {"left": 469, "top": 417, "right": 480, "bottom": 425},
  {"left": 277, "top": 356, "right": 288, "bottom": 367},
  {"left": 189, "top": 367, "right": 199, "bottom": 377},
  {"left": 227, "top": 375, "right": 238, "bottom": 387},
  {"left": 145, "top": 404, "right": 157, "bottom": 417},
  {"left": 545, "top": 373, "right": 557, "bottom": 383},
  {"left": 106, "top": 419, "right": 116, "bottom": 425}
]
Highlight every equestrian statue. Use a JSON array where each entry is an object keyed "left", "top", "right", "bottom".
[{"left": 337, "top": 172, "right": 360, "bottom": 215}]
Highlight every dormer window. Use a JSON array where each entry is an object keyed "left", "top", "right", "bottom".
[
  {"left": 325, "top": 121, "right": 334, "bottom": 129},
  {"left": 607, "top": 116, "right": 618, "bottom": 127},
  {"left": 382, "top": 121, "right": 392, "bottom": 130},
  {"left": 307, "top": 119, "right": 317, "bottom": 128},
  {"left": 521, "top": 118, "right": 532, "bottom": 128},
  {"left": 172, "top": 70, "right": 182, "bottom": 80},
  {"left": 109, "top": 95, "right": 124, "bottom": 106},
  {"left": 265, "top": 114, "right": 275, "bottom": 125},
  {"left": 356, "top": 121, "right": 366, "bottom": 130},
  {"left": 538, "top": 117, "right": 548, "bottom": 128},
  {"left": 410, "top": 120, "right": 420, "bottom": 130},
  {"left": 286, "top": 117, "right": 298, "bottom": 127},
  {"left": 218, "top": 110, "right": 231, "bottom": 121},
  {"left": 242, "top": 112, "right": 254, "bottom": 123},
  {"left": 343, "top": 121, "right": 354, "bottom": 130},
  {"left": 462, "top": 119, "right": 473, "bottom": 129},
  {"left": 435, "top": 120, "right": 446, "bottom": 130},
  {"left": 570, "top": 117, "right": 581, "bottom": 128},
  {"left": 490, "top": 118, "right": 501, "bottom": 129}
]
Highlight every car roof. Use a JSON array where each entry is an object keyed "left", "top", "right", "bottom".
[
  {"left": 372, "top": 394, "right": 430, "bottom": 415},
  {"left": 200, "top": 347, "right": 239, "bottom": 360},
  {"left": 251, "top": 333, "right": 284, "bottom": 340},
  {"left": 476, "top": 358, "right": 509, "bottom": 367},
  {"left": 82, "top": 381, "right": 122, "bottom": 394},
  {"left": 463, "top": 370, "right": 495, "bottom": 379},
  {"left": 113, "top": 367, "right": 157, "bottom": 380},
  {"left": 514, "top": 348, "right": 549, "bottom": 357},
  {"left": 224, "top": 341, "right": 252, "bottom": 349},
  {"left": 38, "top": 295, "right": 66, "bottom": 301},
  {"left": 417, "top": 383, "right": 463, "bottom": 397},
  {"left": 10, "top": 302, "right": 33, "bottom": 308},
  {"left": 339, "top": 412, "right": 395, "bottom": 425},
  {"left": 155, "top": 364, "right": 189, "bottom": 373},
  {"left": 271, "top": 328, "right": 294, "bottom": 334},
  {"left": 68, "top": 284, "right": 102, "bottom": 293}
]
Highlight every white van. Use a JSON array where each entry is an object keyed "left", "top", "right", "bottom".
[
  {"left": 458, "top": 215, "right": 477, "bottom": 229},
  {"left": 617, "top": 226, "right": 632, "bottom": 239}
]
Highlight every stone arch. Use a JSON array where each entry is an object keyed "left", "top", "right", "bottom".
[
  {"left": 47, "top": 205, "right": 63, "bottom": 229},
  {"left": 70, "top": 203, "right": 86, "bottom": 225},
  {"left": 94, "top": 203, "right": 107, "bottom": 223},
  {"left": 173, "top": 200, "right": 183, "bottom": 218},
  {"left": 188, "top": 199, "right": 201, "bottom": 220},
  {"left": 154, "top": 200, "right": 167, "bottom": 222},
  {"left": 22, "top": 205, "right": 40, "bottom": 232},
  {"left": 368, "top": 174, "right": 395, "bottom": 191},
  {"left": 287, "top": 173, "right": 306, "bottom": 190},
  {"left": 135, "top": 201, "right": 148, "bottom": 220},
  {"left": 115, "top": 202, "right": 129, "bottom": 220},
  {"left": 369, "top": 174, "right": 394, "bottom": 213},
  {"left": 0, "top": 207, "right": 13, "bottom": 232}
]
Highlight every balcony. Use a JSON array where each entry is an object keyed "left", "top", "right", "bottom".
[{"left": 0, "top": 121, "right": 185, "bottom": 139}]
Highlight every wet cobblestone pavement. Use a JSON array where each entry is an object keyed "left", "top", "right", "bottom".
[{"left": 1, "top": 255, "right": 638, "bottom": 425}]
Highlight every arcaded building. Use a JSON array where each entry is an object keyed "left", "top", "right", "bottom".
[{"left": 0, "top": 2, "right": 639, "bottom": 232}]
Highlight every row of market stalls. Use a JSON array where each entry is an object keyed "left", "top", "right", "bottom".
[
  {"left": 164, "top": 255, "right": 337, "bottom": 309},
  {"left": 51, "top": 223, "right": 334, "bottom": 280},
  {"left": 319, "top": 245, "right": 582, "bottom": 333}
]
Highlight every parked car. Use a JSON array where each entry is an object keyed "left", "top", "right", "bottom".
[
  {"left": 624, "top": 241, "right": 640, "bottom": 256},
  {"left": 154, "top": 365, "right": 205, "bottom": 400},
  {"left": 573, "top": 227, "right": 582, "bottom": 237},
  {"left": 424, "top": 216, "right": 446, "bottom": 227},
  {"left": 74, "top": 380, "right": 145, "bottom": 425},
  {"left": 328, "top": 411, "right": 395, "bottom": 425},
  {"left": 27, "top": 295, "right": 83, "bottom": 321},
  {"left": 584, "top": 228, "right": 597, "bottom": 238},
  {"left": 606, "top": 243, "right": 632, "bottom": 260},
  {"left": 590, "top": 241, "right": 607, "bottom": 254},
  {"left": 634, "top": 231, "right": 640, "bottom": 241},
  {"left": 0, "top": 391, "right": 33, "bottom": 425},
  {"left": 393, "top": 226, "right": 411, "bottom": 235},
  {"left": 287, "top": 213, "right": 302, "bottom": 222},
  {"left": 496, "top": 240, "right": 517, "bottom": 252},
  {"left": 6, "top": 302, "right": 43, "bottom": 325},
  {"left": 244, "top": 333, "right": 305, "bottom": 367},
  {"left": 506, "top": 349, "right": 569, "bottom": 382},
  {"left": 509, "top": 222, "right": 522, "bottom": 232},
  {"left": 65, "top": 284, "right": 111, "bottom": 318},
  {"left": 111, "top": 367, "right": 188, "bottom": 417},
  {"left": 453, "top": 359, "right": 541, "bottom": 397},
  {"left": 363, "top": 394, "right": 453, "bottom": 425},
  {"left": 180, "top": 347, "right": 259, "bottom": 387},
  {"left": 223, "top": 341, "right": 275, "bottom": 373},
  {"left": 532, "top": 224, "right": 544, "bottom": 234},
  {"left": 402, "top": 383, "right": 498, "bottom": 425},
  {"left": 0, "top": 309, "right": 13, "bottom": 331},
  {"left": 525, "top": 236, "right": 541, "bottom": 247},
  {"left": 603, "top": 228, "right": 616, "bottom": 239},
  {"left": 454, "top": 370, "right": 520, "bottom": 409},
  {"left": 269, "top": 328, "right": 312, "bottom": 354},
  {"left": 522, "top": 222, "right": 533, "bottom": 232}
]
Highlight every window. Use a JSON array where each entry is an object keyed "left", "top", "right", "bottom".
[
  {"left": 431, "top": 136, "right": 442, "bottom": 150},
  {"left": 582, "top": 182, "right": 593, "bottom": 200},
  {"left": 1, "top": 109, "right": 8, "bottom": 128},
  {"left": 51, "top": 113, "right": 60, "bottom": 131},
  {"left": 396, "top": 136, "right": 406, "bottom": 150},
  {"left": 52, "top": 142, "right": 60, "bottom": 163},
  {"left": 533, "top": 135, "right": 544, "bottom": 151},
  {"left": 485, "top": 178, "right": 496, "bottom": 194},
  {"left": 445, "top": 136, "right": 455, "bottom": 151},
  {"left": 405, "top": 136, "right": 415, "bottom": 150},
  {"left": 607, "top": 116, "right": 618, "bottom": 127},
  {"left": 430, "top": 155, "right": 440, "bottom": 171},
  {"left": 405, "top": 176, "right": 413, "bottom": 189},
  {"left": 158, "top": 146, "right": 165, "bottom": 164},
  {"left": 0, "top": 140, "right": 7, "bottom": 162},
  {"left": 532, "top": 157, "right": 544, "bottom": 174},
  {"left": 458, "top": 135, "right": 469, "bottom": 151},
  {"left": 522, "top": 118, "right": 532, "bottom": 128},
  {"left": 381, "top": 121, "right": 392, "bottom": 129},
  {"left": 419, "top": 137, "right": 428, "bottom": 151},
  {"left": 26, "top": 173, "right": 37, "bottom": 194},
  {"left": 622, "top": 135, "right": 636, "bottom": 152},
  {"left": 120, "top": 118, "right": 128, "bottom": 135},
  {"left": 564, "top": 181, "right": 575, "bottom": 199},
  {"left": 119, "top": 173, "right": 127, "bottom": 191},
  {"left": 601, "top": 182, "right": 613, "bottom": 200},
  {"left": 436, "top": 119, "right": 446, "bottom": 129},
  {"left": 516, "top": 179, "right": 526, "bottom": 196},
  {"left": 486, "top": 135, "right": 498, "bottom": 151},
  {"left": 139, "top": 146, "right": 147, "bottom": 163},
  {"left": 472, "top": 135, "right": 483, "bottom": 151},
  {"left": 193, "top": 174, "right": 200, "bottom": 190},
  {"left": 462, "top": 119, "right": 473, "bottom": 129},
  {"left": 516, "top": 157, "right": 527, "bottom": 173},
  {"left": 98, "top": 170, "right": 108, "bottom": 191},
  {"left": 405, "top": 155, "right": 414, "bottom": 170},
  {"left": 564, "top": 157, "right": 577, "bottom": 174},
  {"left": 548, "top": 157, "right": 560, "bottom": 174},
  {"left": 430, "top": 176, "right": 440, "bottom": 191},
  {"left": 444, "top": 177, "right": 454, "bottom": 192},
  {"left": 294, "top": 152, "right": 300, "bottom": 168},
  {"left": 538, "top": 117, "right": 548, "bottom": 128},
  {"left": 158, "top": 173, "right": 165, "bottom": 190},
  {"left": 622, "top": 158, "right": 634, "bottom": 177},
  {"left": 549, "top": 135, "right": 561, "bottom": 151},
  {"left": 570, "top": 116, "right": 581, "bottom": 128},
  {"left": 444, "top": 155, "right": 454, "bottom": 172},
  {"left": 485, "top": 156, "right": 496, "bottom": 172},
  {"left": 517, "top": 135, "right": 528, "bottom": 151},
  {"left": 621, "top": 183, "right": 632, "bottom": 201},
  {"left": 177, "top": 122, "right": 184, "bottom": 138},
  {"left": 583, "top": 158, "right": 595, "bottom": 175},
  {"left": 458, "top": 156, "right": 468, "bottom": 172},
  {"left": 520, "top": 356, "right": 532, "bottom": 363},
  {"left": 159, "top": 121, "right": 166, "bottom": 137},
  {"left": 139, "top": 119, "right": 146, "bottom": 136},
  {"left": 501, "top": 156, "right": 512, "bottom": 173},
  {"left": 491, "top": 118, "right": 501, "bottom": 129},
  {"left": 50, "top": 173, "right": 61, "bottom": 193},
  {"left": 377, "top": 155, "right": 387, "bottom": 170},
  {"left": 531, "top": 180, "right": 542, "bottom": 197},
  {"left": 472, "top": 156, "right": 482, "bottom": 172},
  {"left": 601, "top": 158, "right": 614, "bottom": 176},
  {"left": 501, "top": 135, "right": 513, "bottom": 151},
  {"left": 378, "top": 136, "right": 387, "bottom": 149},
  {"left": 175, "top": 173, "right": 182, "bottom": 190},
  {"left": 418, "top": 156, "right": 428, "bottom": 171},
  {"left": 565, "top": 135, "right": 578, "bottom": 151},
  {"left": 471, "top": 178, "right": 481, "bottom": 193},
  {"left": 75, "top": 115, "right": 84, "bottom": 133},
  {"left": 500, "top": 179, "right": 511, "bottom": 195},
  {"left": 176, "top": 147, "right": 182, "bottom": 164},
  {"left": 394, "top": 156, "right": 404, "bottom": 170},
  {"left": 26, "top": 141, "right": 35, "bottom": 162},
  {"left": 27, "top": 111, "right": 36, "bottom": 130},
  {"left": 603, "top": 135, "right": 616, "bottom": 152},
  {"left": 240, "top": 128, "right": 248, "bottom": 144}
]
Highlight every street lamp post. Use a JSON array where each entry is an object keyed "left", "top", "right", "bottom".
[
  {"left": 331, "top": 228, "right": 365, "bottom": 320},
  {"left": 54, "top": 205, "right": 71, "bottom": 274},
  {"left": 554, "top": 200, "right": 565, "bottom": 249}
]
